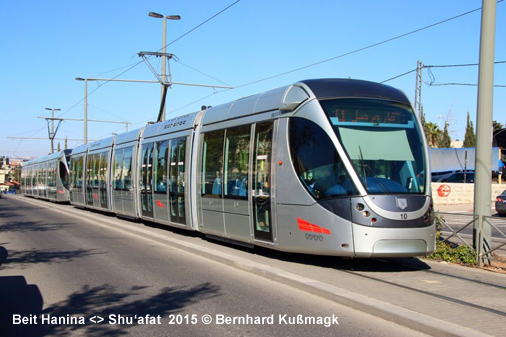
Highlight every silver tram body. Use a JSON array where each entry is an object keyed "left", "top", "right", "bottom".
[
  {"left": 68, "top": 136, "right": 116, "bottom": 211},
  {"left": 21, "top": 149, "right": 71, "bottom": 202},
  {"left": 24, "top": 79, "right": 436, "bottom": 257}
]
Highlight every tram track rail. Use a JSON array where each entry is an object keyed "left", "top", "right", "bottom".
[
  {"left": 336, "top": 258, "right": 506, "bottom": 318},
  {"left": 375, "top": 258, "right": 506, "bottom": 290}
]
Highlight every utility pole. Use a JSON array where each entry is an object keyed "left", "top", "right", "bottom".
[
  {"left": 414, "top": 60, "right": 423, "bottom": 119},
  {"left": 45, "top": 108, "right": 61, "bottom": 154},
  {"left": 474, "top": 0, "right": 496, "bottom": 266},
  {"left": 138, "top": 51, "right": 233, "bottom": 123},
  {"left": 149, "top": 12, "right": 181, "bottom": 121}
]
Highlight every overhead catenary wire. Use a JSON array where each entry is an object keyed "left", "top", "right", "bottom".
[
  {"left": 162, "top": 0, "right": 241, "bottom": 51},
  {"left": 424, "top": 61, "right": 506, "bottom": 87},
  {"left": 381, "top": 60, "right": 506, "bottom": 84},
  {"left": 234, "top": 2, "right": 499, "bottom": 89}
]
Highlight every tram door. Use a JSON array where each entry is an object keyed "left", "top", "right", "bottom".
[
  {"left": 86, "top": 155, "right": 95, "bottom": 206},
  {"left": 169, "top": 137, "right": 186, "bottom": 224},
  {"left": 140, "top": 143, "right": 154, "bottom": 218},
  {"left": 222, "top": 125, "right": 251, "bottom": 241},
  {"left": 252, "top": 122, "right": 273, "bottom": 242},
  {"left": 98, "top": 152, "right": 109, "bottom": 209},
  {"left": 112, "top": 149, "right": 125, "bottom": 213}
]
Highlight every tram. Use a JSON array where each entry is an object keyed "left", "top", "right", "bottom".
[
  {"left": 21, "top": 149, "right": 71, "bottom": 202},
  {"left": 22, "top": 79, "right": 436, "bottom": 257}
]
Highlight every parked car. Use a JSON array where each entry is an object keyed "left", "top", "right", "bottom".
[
  {"left": 496, "top": 190, "right": 506, "bottom": 216},
  {"left": 431, "top": 170, "right": 456, "bottom": 182},
  {"left": 440, "top": 172, "right": 475, "bottom": 183}
]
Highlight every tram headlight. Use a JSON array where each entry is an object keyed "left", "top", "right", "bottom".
[
  {"left": 362, "top": 210, "right": 370, "bottom": 217},
  {"left": 356, "top": 203, "right": 365, "bottom": 211}
]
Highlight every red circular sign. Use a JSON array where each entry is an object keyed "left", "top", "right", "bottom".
[{"left": 437, "top": 184, "right": 451, "bottom": 197}]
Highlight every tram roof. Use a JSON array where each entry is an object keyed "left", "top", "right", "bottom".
[
  {"left": 47, "top": 149, "right": 71, "bottom": 161},
  {"left": 299, "top": 79, "right": 411, "bottom": 104},
  {"left": 201, "top": 85, "right": 289, "bottom": 126},
  {"left": 88, "top": 135, "right": 116, "bottom": 153},
  {"left": 115, "top": 127, "right": 144, "bottom": 146},
  {"left": 71, "top": 143, "right": 90, "bottom": 156}
]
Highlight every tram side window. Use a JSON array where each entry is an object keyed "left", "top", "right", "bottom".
[
  {"left": 69, "top": 159, "right": 74, "bottom": 188},
  {"left": 174, "top": 137, "right": 186, "bottom": 194},
  {"left": 99, "top": 152, "right": 108, "bottom": 188},
  {"left": 87, "top": 154, "right": 98, "bottom": 189},
  {"left": 202, "top": 130, "right": 225, "bottom": 197},
  {"left": 123, "top": 148, "right": 133, "bottom": 191},
  {"left": 70, "top": 158, "right": 76, "bottom": 189},
  {"left": 224, "top": 125, "right": 250, "bottom": 199},
  {"left": 76, "top": 156, "right": 83, "bottom": 189},
  {"left": 154, "top": 140, "right": 169, "bottom": 193},
  {"left": 289, "top": 117, "right": 357, "bottom": 199},
  {"left": 51, "top": 162, "right": 57, "bottom": 188},
  {"left": 113, "top": 149, "right": 124, "bottom": 191},
  {"left": 94, "top": 154, "right": 100, "bottom": 189},
  {"left": 60, "top": 161, "right": 69, "bottom": 189},
  {"left": 32, "top": 166, "right": 37, "bottom": 188}
]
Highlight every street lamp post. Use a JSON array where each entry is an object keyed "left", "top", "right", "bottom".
[
  {"left": 75, "top": 78, "right": 89, "bottom": 144},
  {"left": 149, "top": 11, "right": 180, "bottom": 121},
  {"left": 45, "top": 107, "right": 61, "bottom": 153}
]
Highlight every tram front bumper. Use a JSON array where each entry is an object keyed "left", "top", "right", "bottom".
[{"left": 352, "top": 223, "right": 436, "bottom": 258}]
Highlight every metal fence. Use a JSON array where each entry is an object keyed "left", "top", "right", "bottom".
[{"left": 436, "top": 212, "right": 506, "bottom": 267}]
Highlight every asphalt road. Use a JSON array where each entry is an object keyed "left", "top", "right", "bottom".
[{"left": 0, "top": 196, "right": 426, "bottom": 336}]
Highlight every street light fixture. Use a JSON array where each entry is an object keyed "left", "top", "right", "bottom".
[{"left": 149, "top": 11, "right": 181, "bottom": 121}]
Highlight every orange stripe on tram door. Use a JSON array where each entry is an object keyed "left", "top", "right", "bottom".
[{"left": 297, "top": 217, "right": 331, "bottom": 234}]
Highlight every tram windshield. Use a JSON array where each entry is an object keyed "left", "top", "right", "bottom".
[{"left": 320, "top": 99, "right": 426, "bottom": 195}]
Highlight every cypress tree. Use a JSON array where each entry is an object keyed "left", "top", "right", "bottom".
[
  {"left": 463, "top": 112, "right": 476, "bottom": 148},
  {"left": 439, "top": 122, "right": 452, "bottom": 148}
]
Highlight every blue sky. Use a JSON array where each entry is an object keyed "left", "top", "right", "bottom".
[{"left": 1, "top": 0, "right": 505, "bottom": 158}]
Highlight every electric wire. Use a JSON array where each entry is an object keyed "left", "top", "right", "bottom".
[
  {"left": 162, "top": 0, "right": 241, "bottom": 50},
  {"left": 380, "top": 69, "right": 417, "bottom": 84},
  {"left": 381, "top": 60, "right": 506, "bottom": 84},
  {"left": 234, "top": 3, "right": 497, "bottom": 89},
  {"left": 177, "top": 61, "right": 233, "bottom": 87}
]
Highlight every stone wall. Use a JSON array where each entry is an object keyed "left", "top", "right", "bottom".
[{"left": 431, "top": 183, "right": 505, "bottom": 205}]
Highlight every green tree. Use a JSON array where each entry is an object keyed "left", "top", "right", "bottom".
[
  {"left": 438, "top": 122, "right": 452, "bottom": 148},
  {"left": 463, "top": 112, "right": 476, "bottom": 148},
  {"left": 493, "top": 120, "right": 504, "bottom": 133},
  {"left": 425, "top": 122, "right": 442, "bottom": 148}
]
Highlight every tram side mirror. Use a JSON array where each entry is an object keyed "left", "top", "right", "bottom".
[{"left": 278, "top": 101, "right": 302, "bottom": 112}]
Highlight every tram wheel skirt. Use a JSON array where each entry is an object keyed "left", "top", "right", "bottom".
[{"left": 353, "top": 224, "right": 436, "bottom": 258}]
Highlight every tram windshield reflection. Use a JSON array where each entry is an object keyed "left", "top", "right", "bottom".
[{"left": 321, "top": 99, "right": 427, "bottom": 195}]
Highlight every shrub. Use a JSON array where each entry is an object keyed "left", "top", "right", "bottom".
[{"left": 427, "top": 232, "right": 477, "bottom": 266}]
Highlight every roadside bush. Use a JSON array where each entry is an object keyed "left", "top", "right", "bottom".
[
  {"left": 427, "top": 234, "right": 477, "bottom": 266},
  {"left": 426, "top": 213, "right": 477, "bottom": 266}
]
